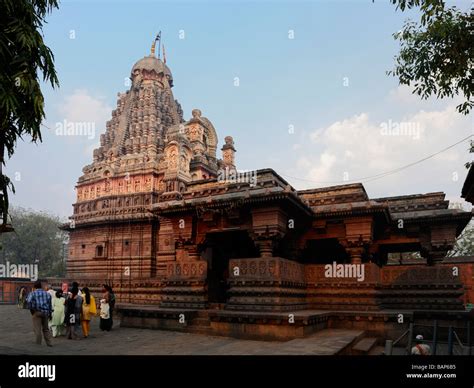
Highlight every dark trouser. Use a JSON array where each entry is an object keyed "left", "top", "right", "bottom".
[
  {"left": 66, "top": 323, "right": 80, "bottom": 339},
  {"left": 32, "top": 311, "right": 52, "bottom": 345},
  {"left": 100, "top": 317, "right": 113, "bottom": 331}
]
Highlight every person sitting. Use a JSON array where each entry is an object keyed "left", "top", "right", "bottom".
[{"left": 99, "top": 297, "right": 112, "bottom": 332}]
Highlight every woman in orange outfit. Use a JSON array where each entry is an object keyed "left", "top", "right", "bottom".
[{"left": 81, "top": 287, "right": 96, "bottom": 338}]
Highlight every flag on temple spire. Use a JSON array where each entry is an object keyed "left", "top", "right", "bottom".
[
  {"left": 151, "top": 31, "right": 161, "bottom": 57},
  {"left": 163, "top": 44, "right": 167, "bottom": 64}
]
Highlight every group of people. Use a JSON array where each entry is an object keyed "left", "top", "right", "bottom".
[{"left": 24, "top": 280, "right": 116, "bottom": 346}]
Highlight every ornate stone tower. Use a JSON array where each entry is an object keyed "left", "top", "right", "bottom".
[{"left": 66, "top": 39, "right": 233, "bottom": 283}]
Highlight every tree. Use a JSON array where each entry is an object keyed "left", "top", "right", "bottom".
[
  {"left": 466, "top": 140, "right": 473, "bottom": 169},
  {"left": 0, "top": 0, "right": 59, "bottom": 231},
  {"left": 0, "top": 207, "right": 68, "bottom": 277},
  {"left": 389, "top": 0, "right": 473, "bottom": 114},
  {"left": 447, "top": 221, "right": 474, "bottom": 257}
]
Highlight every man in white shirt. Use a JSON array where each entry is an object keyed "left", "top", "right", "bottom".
[
  {"left": 411, "top": 334, "right": 431, "bottom": 355},
  {"left": 46, "top": 284, "right": 56, "bottom": 299}
]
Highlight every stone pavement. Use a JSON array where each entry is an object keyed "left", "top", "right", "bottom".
[{"left": 0, "top": 305, "right": 362, "bottom": 355}]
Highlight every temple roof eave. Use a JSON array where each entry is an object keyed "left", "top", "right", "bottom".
[
  {"left": 310, "top": 202, "right": 391, "bottom": 220},
  {"left": 390, "top": 208, "right": 473, "bottom": 221},
  {"left": 151, "top": 190, "right": 314, "bottom": 217}
]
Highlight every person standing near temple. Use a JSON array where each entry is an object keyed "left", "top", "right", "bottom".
[
  {"left": 18, "top": 286, "right": 26, "bottom": 308},
  {"left": 26, "top": 281, "right": 53, "bottom": 347},
  {"left": 107, "top": 285, "right": 116, "bottom": 329},
  {"left": 99, "top": 285, "right": 112, "bottom": 331},
  {"left": 46, "top": 283, "right": 56, "bottom": 300},
  {"left": 50, "top": 290, "right": 66, "bottom": 337},
  {"left": 65, "top": 287, "right": 83, "bottom": 340},
  {"left": 411, "top": 335, "right": 432, "bottom": 355},
  {"left": 70, "top": 281, "right": 83, "bottom": 297},
  {"left": 81, "top": 287, "right": 96, "bottom": 338},
  {"left": 46, "top": 284, "right": 57, "bottom": 332}
]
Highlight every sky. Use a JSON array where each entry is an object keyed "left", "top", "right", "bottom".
[{"left": 7, "top": 0, "right": 473, "bottom": 219}]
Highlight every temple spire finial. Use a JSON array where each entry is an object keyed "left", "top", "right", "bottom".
[{"left": 151, "top": 31, "right": 161, "bottom": 57}]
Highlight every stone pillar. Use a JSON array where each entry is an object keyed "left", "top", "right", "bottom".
[
  {"left": 421, "top": 239, "right": 449, "bottom": 266},
  {"left": 426, "top": 251, "right": 446, "bottom": 266},
  {"left": 346, "top": 247, "right": 363, "bottom": 264},
  {"left": 221, "top": 136, "right": 236, "bottom": 169},
  {"left": 257, "top": 238, "right": 273, "bottom": 258}
]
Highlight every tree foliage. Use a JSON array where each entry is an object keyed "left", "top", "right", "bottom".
[
  {"left": 389, "top": 0, "right": 473, "bottom": 114},
  {"left": 447, "top": 220, "right": 474, "bottom": 257},
  {"left": 0, "top": 207, "right": 68, "bottom": 277},
  {"left": 467, "top": 140, "right": 473, "bottom": 169},
  {"left": 0, "top": 0, "right": 59, "bottom": 231}
]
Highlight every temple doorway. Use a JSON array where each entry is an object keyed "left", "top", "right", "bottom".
[
  {"left": 301, "top": 238, "right": 350, "bottom": 264},
  {"left": 204, "top": 230, "right": 259, "bottom": 305}
]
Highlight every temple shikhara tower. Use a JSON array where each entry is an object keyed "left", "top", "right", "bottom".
[{"left": 65, "top": 38, "right": 473, "bottom": 339}]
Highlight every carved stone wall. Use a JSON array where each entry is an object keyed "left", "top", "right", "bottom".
[
  {"left": 304, "top": 263, "right": 464, "bottom": 311},
  {"left": 379, "top": 265, "right": 464, "bottom": 310},
  {"left": 226, "top": 257, "right": 307, "bottom": 312},
  {"left": 160, "top": 260, "right": 208, "bottom": 309},
  {"left": 305, "top": 263, "right": 382, "bottom": 311},
  {"left": 67, "top": 222, "right": 157, "bottom": 281}
]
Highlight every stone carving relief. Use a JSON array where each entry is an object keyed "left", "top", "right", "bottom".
[
  {"left": 145, "top": 177, "right": 152, "bottom": 191},
  {"left": 179, "top": 155, "right": 189, "bottom": 173},
  {"left": 166, "top": 261, "right": 207, "bottom": 280},
  {"left": 186, "top": 124, "right": 202, "bottom": 142},
  {"left": 166, "top": 145, "right": 179, "bottom": 169}
]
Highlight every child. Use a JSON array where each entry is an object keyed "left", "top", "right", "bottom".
[{"left": 99, "top": 298, "right": 112, "bottom": 331}]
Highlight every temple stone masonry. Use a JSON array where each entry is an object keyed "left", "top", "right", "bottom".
[{"left": 63, "top": 40, "right": 473, "bottom": 340}]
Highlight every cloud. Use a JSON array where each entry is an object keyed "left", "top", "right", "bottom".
[
  {"left": 386, "top": 84, "right": 465, "bottom": 115},
  {"left": 57, "top": 89, "right": 111, "bottom": 125},
  {"left": 387, "top": 85, "right": 423, "bottom": 106},
  {"left": 53, "top": 89, "right": 112, "bottom": 147},
  {"left": 293, "top": 90, "right": 473, "bottom": 199}
]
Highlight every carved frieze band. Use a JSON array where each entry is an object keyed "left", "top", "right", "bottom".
[
  {"left": 165, "top": 260, "right": 207, "bottom": 280},
  {"left": 229, "top": 257, "right": 305, "bottom": 283}
]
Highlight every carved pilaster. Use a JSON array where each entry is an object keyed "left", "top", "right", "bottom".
[
  {"left": 346, "top": 246, "right": 363, "bottom": 264},
  {"left": 256, "top": 238, "right": 274, "bottom": 258}
]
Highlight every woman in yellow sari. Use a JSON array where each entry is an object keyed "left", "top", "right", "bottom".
[{"left": 81, "top": 287, "right": 96, "bottom": 338}]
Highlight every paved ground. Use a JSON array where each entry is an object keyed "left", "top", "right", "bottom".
[{"left": 0, "top": 305, "right": 362, "bottom": 355}]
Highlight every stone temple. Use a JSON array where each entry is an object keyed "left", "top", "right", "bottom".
[{"left": 63, "top": 40, "right": 473, "bottom": 340}]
